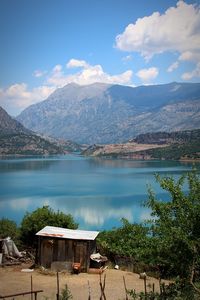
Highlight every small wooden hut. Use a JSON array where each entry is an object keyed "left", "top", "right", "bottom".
[{"left": 36, "top": 226, "right": 99, "bottom": 272}]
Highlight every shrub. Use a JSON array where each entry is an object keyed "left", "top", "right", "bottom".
[
  {"left": 0, "top": 218, "right": 19, "bottom": 241},
  {"left": 20, "top": 206, "right": 78, "bottom": 247}
]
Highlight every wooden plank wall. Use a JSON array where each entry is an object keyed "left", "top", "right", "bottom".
[{"left": 39, "top": 238, "right": 95, "bottom": 271}]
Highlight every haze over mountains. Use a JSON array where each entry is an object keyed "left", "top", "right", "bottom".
[{"left": 17, "top": 82, "right": 200, "bottom": 144}]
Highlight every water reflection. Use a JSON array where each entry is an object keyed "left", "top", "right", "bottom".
[
  {"left": 0, "top": 194, "right": 153, "bottom": 230},
  {"left": 0, "top": 156, "right": 199, "bottom": 230}
]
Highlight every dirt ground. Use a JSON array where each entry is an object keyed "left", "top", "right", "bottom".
[{"left": 0, "top": 263, "right": 169, "bottom": 300}]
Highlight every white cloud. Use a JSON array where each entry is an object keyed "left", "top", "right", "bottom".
[
  {"left": 0, "top": 83, "right": 55, "bottom": 116},
  {"left": 47, "top": 64, "right": 66, "bottom": 87},
  {"left": 182, "top": 62, "right": 200, "bottom": 80},
  {"left": 5, "top": 83, "right": 30, "bottom": 99},
  {"left": 167, "top": 50, "right": 200, "bottom": 75},
  {"left": 115, "top": 1, "right": 200, "bottom": 60},
  {"left": 167, "top": 61, "right": 179, "bottom": 73},
  {"left": 0, "top": 59, "right": 133, "bottom": 116},
  {"left": 47, "top": 59, "right": 133, "bottom": 87},
  {"left": 179, "top": 51, "right": 194, "bottom": 62},
  {"left": 136, "top": 67, "right": 158, "bottom": 83},
  {"left": 53, "top": 64, "right": 62, "bottom": 72},
  {"left": 178, "top": 51, "right": 200, "bottom": 62},
  {"left": 66, "top": 58, "right": 88, "bottom": 68},
  {"left": 33, "top": 69, "right": 46, "bottom": 78}
]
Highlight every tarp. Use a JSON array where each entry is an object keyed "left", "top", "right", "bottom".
[
  {"left": 2, "top": 237, "right": 22, "bottom": 258},
  {"left": 90, "top": 253, "right": 107, "bottom": 263}
]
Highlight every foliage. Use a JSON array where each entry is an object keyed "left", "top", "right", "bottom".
[
  {"left": 98, "top": 170, "right": 200, "bottom": 296},
  {"left": 146, "top": 170, "right": 200, "bottom": 291},
  {"left": 133, "top": 129, "right": 200, "bottom": 160},
  {"left": 134, "top": 129, "right": 200, "bottom": 145},
  {"left": 128, "top": 279, "right": 199, "bottom": 299},
  {"left": 59, "top": 284, "right": 73, "bottom": 300},
  {"left": 97, "top": 218, "right": 150, "bottom": 262},
  {"left": 143, "top": 141, "right": 200, "bottom": 160},
  {"left": 20, "top": 206, "right": 78, "bottom": 247},
  {"left": 0, "top": 218, "right": 19, "bottom": 241},
  {"left": 128, "top": 288, "right": 160, "bottom": 300},
  {"left": 0, "top": 133, "right": 64, "bottom": 155}
]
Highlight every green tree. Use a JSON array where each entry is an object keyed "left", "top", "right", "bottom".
[
  {"left": 0, "top": 218, "right": 19, "bottom": 240},
  {"left": 97, "top": 218, "right": 149, "bottom": 262},
  {"left": 20, "top": 206, "right": 78, "bottom": 247},
  {"left": 146, "top": 170, "right": 200, "bottom": 293}
]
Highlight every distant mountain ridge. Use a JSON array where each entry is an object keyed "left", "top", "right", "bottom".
[
  {"left": 17, "top": 82, "right": 200, "bottom": 144},
  {"left": 0, "top": 107, "right": 80, "bottom": 155}
]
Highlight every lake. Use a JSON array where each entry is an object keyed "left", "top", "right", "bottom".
[{"left": 0, "top": 155, "right": 199, "bottom": 230}]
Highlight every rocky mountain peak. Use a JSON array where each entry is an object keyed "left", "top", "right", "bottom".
[{"left": 16, "top": 82, "right": 200, "bottom": 144}]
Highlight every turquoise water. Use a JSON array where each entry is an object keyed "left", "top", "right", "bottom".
[{"left": 0, "top": 155, "right": 199, "bottom": 230}]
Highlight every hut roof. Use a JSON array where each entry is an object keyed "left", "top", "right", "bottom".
[{"left": 36, "top": 226, "right": 99, "bottom": 240}]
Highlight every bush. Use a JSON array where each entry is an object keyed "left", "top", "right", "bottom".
[
  {"left": 20, "top": 206, "right": 78, "bottom": 247},
  {"left": 97, "top": 218, "right": 150, "bottom": 264},
  {"left": 128, "top": 279, "right": 199, "bottom": 299},
  {"left": 0, "top": 218, "right": 19, "bottom": 241}
]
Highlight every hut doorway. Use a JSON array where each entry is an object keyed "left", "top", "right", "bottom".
[
  {"left": 74, "top": 241, "right": 87, "bottom": 272},
  {"left": 41, "top": 239, "right": 54, "bottom": 268}
]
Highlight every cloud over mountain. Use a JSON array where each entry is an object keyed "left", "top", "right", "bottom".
[
  {"left": 47, "top": 59, "right": 133, "bottom": 87},
  {"left": 1, "top": 2, "right": 200, "bottom": 117},
  {"left": 0, "top": 60, "right": 133, "bottom": 116},
  {"left": 136, "top": 67, "right": 159, "bottom": 83}
]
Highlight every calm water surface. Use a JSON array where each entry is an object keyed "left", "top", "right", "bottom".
[{"left": 0, "top": 155, "right": 199, "bottom": 230}]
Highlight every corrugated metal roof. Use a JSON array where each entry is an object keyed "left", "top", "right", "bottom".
[{"left": 36, "top": 226, "right": 99, "bottom": 240}]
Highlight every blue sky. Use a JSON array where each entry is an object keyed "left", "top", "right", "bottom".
[{"left": 0, "top": 0, "right": 200, "bottom": 116}]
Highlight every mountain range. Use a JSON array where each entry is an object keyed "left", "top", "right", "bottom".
[
  {"left": 0, "top": 107, "right": 79, "bottom": 155},
  {"left": 16, "top": 82, "right": 200, "bottom": 144}
]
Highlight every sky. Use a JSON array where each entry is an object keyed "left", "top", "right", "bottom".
[{"left": 0, "top": 0, "right": 200, "bottom": 116}]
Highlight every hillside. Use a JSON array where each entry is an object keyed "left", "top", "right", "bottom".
[
  {"left": 132, "top": 130, "right": 200, "bottom": 144},
  {"left": 0, "top": 133, "right": 65, "bottom": 155},
  {"left": 17, "top": 82, "right": 200, "bottom": 144},
  {"left": 82, "top": 142, "right": 166, "bottom": 157},
  {"left": 0, "top": 106, "right": 31, "bottom": 135},
  {"left": 133, "top": 130, "right": 200, "bottom": 161},
  {"left": 0, "top": 107, "right": 74, "bottom": 155},
  {"left": 82, "top": 129, "right": 200, "bottom": 161}
]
